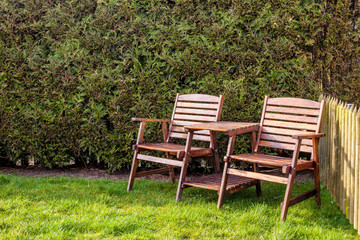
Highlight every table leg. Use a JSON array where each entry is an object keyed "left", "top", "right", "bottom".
[
  {"left": 210, "top": 131, "right": 220, "bottom": 173},
  {"left": 218, "top": 135, "right": 237, "bottom": 208},
  {"left": 176, "top": 131, "right": 194, "bottom": 202}
]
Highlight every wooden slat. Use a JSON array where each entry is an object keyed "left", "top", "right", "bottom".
[
  {"left": 176, "top": 102, "right": 219, "bottom": 109},
  {"left": 350, "top": 107, "right": 356, "bottom": 224},
  {"left": 137, "top": 143, "right": 181, "bottom": 153},
  {"left": 227, "top": 168, "right": 288, "bottom": 184},
  {"left": 131, "top": 118, "right": 170, "bottom": 123},
  {"left": 178, "top": 94, "right": 220, "bottom": 103},
  {"left": 174, "top": 114, "right": 215, "bottom": 122},
  {"left": 172, "top": 120, "right": 204, "bottom": 126},
  {"left": 175, "top": 107, "right": 218, "bottom": 116},
  {"left": 355, "top": 109, "right": 360, "bottom": 231},
  {"left": 183, "top": 122, "right": 258, "bottom": 133},
  {"left": 137, "top": 142, "right": 206, "bottom": 153},
  {"left": 215, "top": 95, "right": 224, "bottom": 121},
  {"left": 135, "top": 168, "right": 170, "bottom": 177},
  {"left": 230, "top": 153, "right": 312, "bottom": 169},
  {"left": 316, "top": 100, "right": 325, "bottom": 133},
  {"left": 266, "top": 106, "right": 320, "bottom": 116},
  {"left": 282, "top": 161, "right": 315, "bottom": 174},
  {"left": 259, "top": 140, "right": 313, "bottom": 153},
  {"left": 262, "top": 126, "right": 314, "bottom": 137},
  {"left": 263, "top": 119, "right": 317, "bottom": 131},
  {"left": 231, "top": 154, "right": 291, "bottom": 167},
  {"left": 267, "top": 98, "right": 321, "bottom": 109},
  {"left": 182, "top": 173, "right": 257, "bottom": 192},
  {"left": 264, "top": 113, "right": 319, "bottom": 124},
  {"left": 260, "top": 133, "right": 313, "bottom": 146},
  {"left": 190, "top": 148, "right": 213, "bottom": 157},
  {"left": 137, "top": 154, "right": 183, "bottom": 167},
  {"left": 254, "top": 96, "right": 269, "bottom": 153},
  {"left": 332, "top": 100, "right": 339, "bottom": 202},
  {"left": 167, "top": 93, "right": 181, "bottom": 142},
  {"left": 169, "top": 132, "right": 211, "bottom": 142},
  {"left": 280, "top": 189, "right": 317, "bottom": 208},
  {"left": 340, "top": 103, "right": 346, "bottom": 213},
  {"left": 171, "top": 126, "right": 210, "bottom": 135}
]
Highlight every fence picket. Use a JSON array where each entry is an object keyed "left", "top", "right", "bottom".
[
  {"left": 356, "top": 109, "right": 360, "bottom": 232},
  {"left": 350, "top": 107, "right": 356, "bottom": 224}
]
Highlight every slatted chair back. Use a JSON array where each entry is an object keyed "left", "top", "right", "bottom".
[
  {"left": 255, "top": 96, "right": 325, "bottom": 156},
  {"left": 167, "top": 94, "right": 224, "bottom": 142}
]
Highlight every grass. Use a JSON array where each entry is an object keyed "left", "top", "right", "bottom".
[{"left": 0, "top": 174, "right": 358, "bottom": 239}]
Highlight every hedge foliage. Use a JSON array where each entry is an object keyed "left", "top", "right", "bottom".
[{"left": 0, "top": 0, "right": 359, "bottom": 170}]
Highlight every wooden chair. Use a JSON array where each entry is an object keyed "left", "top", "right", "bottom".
[
  {"left": 217, "top": 96, "right": 325, "bottom": 221},
  {"left": 128, "top": 93, "right": 224, "bottom": 201}
]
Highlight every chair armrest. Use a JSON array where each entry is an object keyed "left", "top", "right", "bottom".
[
  {"left": 292, "top": 133, "right": 325, "bottom": 139},
  {"left": 131, "top": 118, "right": 171, "bottom": 123}
]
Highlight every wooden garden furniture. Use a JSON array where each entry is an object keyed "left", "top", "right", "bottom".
[
  {"left": 178, "top": 122, "right": 261, "bottom": 201},
  {"left": 217, "top": 96, "right": 325, "bottom": 221},
  {"left": 127, "top": 93, "right": 224, "bottom": 201}
]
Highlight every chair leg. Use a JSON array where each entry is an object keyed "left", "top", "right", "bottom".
[
  {"left": 127, "top": 150, "right": 139, "bottom": 192},
  {"left": 165, "top": 152, "right": 175, "bottom": 184},
  {"left": 176, "top": 155, "right": 191, "bottom": 202},
  {"left": 280, "top": 170, "right": 296, "bottom": 221},
  {"left": 210, "top": 131, "right": 220, "bottom": 173},
  {"left": 314, "top": 163, "right": 321, "bottom": 207},
  {"left": 255, "top": 181, "right": 262, "bottom": 197},
  {"left": 217, "top": 161, "right": 229, "bottom": 208},
  {"left": 280, "top": 138, "right": 301, "bottom": 221},
  {"left": 254, "top": 163, "right": 262, "bottom": 197}
]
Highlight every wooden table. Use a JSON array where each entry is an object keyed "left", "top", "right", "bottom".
[{"left": 182, "top": 121, "right": 260, "bottom": 194}]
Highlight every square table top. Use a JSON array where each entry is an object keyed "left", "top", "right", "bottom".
[{"left": 183, "top": 121, "right": 259, "bottom": 136}]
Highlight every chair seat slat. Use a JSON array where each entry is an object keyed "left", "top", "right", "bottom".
[
  {"left": 136, "top": 142, "right": 208, "bottom": 153},
  {"left": 137, "top": 154, "right": 183, "bottom": 167}
]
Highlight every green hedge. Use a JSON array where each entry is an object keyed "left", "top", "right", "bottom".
[{"left": 0, "top": 0, "right": 359, "bottom": 170}]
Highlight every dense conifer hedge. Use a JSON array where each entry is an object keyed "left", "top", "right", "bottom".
[{"left": 0, "top": 0, "right": 359, "bottom": 170}]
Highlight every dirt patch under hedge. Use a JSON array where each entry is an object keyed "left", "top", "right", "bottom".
[{"left": 0, "top": 166, "right": 314, "bottom": 183}]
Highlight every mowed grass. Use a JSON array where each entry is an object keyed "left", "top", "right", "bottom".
[{"left": 0, "top": 174, "right": 358, "bottom": 239}]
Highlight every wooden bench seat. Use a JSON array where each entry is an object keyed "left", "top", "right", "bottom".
[{"left": 230, "top": 153, "right": 315, "bottom": 173}]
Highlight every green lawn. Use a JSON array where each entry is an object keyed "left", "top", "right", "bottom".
[{"left": 0, "top": 174, "right": 357, "bottom": 239}]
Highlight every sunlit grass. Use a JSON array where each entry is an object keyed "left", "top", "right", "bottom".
[{"left": 0, "top": 174, "right": 357, "bottom": 239}]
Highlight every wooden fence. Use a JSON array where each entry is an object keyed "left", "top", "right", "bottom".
[{"left": 319, "top": 95, "right": 359, "bottom": 233}]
